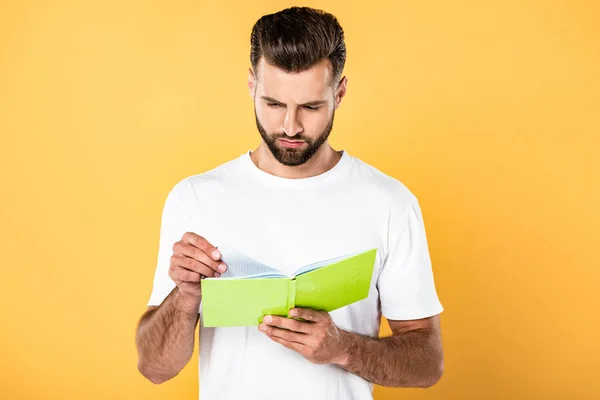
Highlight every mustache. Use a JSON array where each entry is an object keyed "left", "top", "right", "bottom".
[{"left": 269, "top": 133, "right": 310, "bottom": 142}]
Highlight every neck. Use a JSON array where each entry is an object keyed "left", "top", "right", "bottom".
[{"left": 250, "top": 142, "right": 342, "bottom": 179}]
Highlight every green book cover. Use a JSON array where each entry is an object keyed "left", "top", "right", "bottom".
[{"left": 200, "top": 247, "right": 378, "bottom": 327}]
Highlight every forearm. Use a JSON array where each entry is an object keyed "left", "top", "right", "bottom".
[
  {"left": 337, "top": 328, "right": 443, "bottom": 388},
  {"left": 136, "top": 288, "right": 200, "bottom": 384}
]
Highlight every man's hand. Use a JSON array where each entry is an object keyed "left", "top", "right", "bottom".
[
  {"left": 259, "top": 308, "right": 350, "bottom": 365},
  {"left": 168, "top": 232, "right": 227, "bottom": 311}
]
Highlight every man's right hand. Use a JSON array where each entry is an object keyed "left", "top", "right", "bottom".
[{"left": 168, "top": 232, "right": 227, "bottom": 304}]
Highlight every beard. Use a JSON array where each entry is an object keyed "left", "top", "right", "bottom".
[{"left": 254, "top": 107, "right": 335, "bottom": 167}]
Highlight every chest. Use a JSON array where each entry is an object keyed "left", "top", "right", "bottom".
[{"left": 194, "top": 186, "right": 386, "bottom": 276}]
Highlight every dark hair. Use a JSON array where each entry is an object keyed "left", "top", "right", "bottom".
[{"left": 250, "top": 7, "right": 346, "bottom": 85}]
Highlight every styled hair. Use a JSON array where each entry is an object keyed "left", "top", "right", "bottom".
[{"left": 250, "top": 6, "right": 346, "bottom": 85}]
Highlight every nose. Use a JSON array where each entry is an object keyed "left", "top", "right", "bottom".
[{"left": 282, "top": 108, "right": 303, "bottom": 137}]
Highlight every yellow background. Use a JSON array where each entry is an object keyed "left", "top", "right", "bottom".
[{"left": 1, "top": 1, "right": 598, "bottom": 399}]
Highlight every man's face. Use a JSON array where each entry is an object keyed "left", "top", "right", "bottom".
[{"left": 249, "top": 58, "right": 345, "bottom": 167}]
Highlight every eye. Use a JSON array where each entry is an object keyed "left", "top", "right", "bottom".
[
  {"left": 268, "top": 103, "right": 282, "bottom": 108},
  {"left": 303, "top": 105, "right": 320, "bottom": 111}
]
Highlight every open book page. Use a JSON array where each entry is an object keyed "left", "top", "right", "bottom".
[
  {"left": 217, "top": 246, "right": 286, "bottom": 279},
  {"left": 293, "top": 250, "right": 366, "bottom": 277}
]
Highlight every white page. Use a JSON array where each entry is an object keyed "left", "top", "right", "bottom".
[
  {"left": 217, "top": 246, "right": 286, "bottom": 279},
  {"left": 293, "top": 250, "right": 364, "bottom": 277}
]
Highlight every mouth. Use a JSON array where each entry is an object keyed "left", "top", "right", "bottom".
[{"left": 279, "top": 139, "right": 305, "bottom": 149}]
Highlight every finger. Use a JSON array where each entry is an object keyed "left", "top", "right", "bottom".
[
  {"left": 174, "top": 242, "right": 227, "bottom": 274},
  {"left": 268, "top": 328, "right": 307, "bottom": 346},
  {"left": 259, "top": 324, "right": 307, "bottom": 352},
  {"left": 181, "top": 232, "right": 222, "bottom": 261},
  {"left": 289, "top": 308, "right": 327, "bottom": 323},
  {"left": 260, "top": 323, "right": 307, "bottom": 343},
  {"left": 170, "top": 266, "right": 201, "bottom": 283},
  {"left": 262, "top": 315, "right": 315, "bottom": 334},
  {"left": 171, "top": 254, "right": 219, "bottom": 277},
  {"left": 268, "top": 335, "right": 306, "bottom": 354}
]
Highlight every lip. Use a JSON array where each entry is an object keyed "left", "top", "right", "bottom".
[{"left": 279, "top": 139, "right": 305, "bottom": 148}]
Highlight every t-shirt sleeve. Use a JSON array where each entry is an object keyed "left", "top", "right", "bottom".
[
  {"left": 376, "top": 200, "right": 444, "bottom": 320},
  {"left": 146, "top": 180, "right": 192, "bottom": 307}
]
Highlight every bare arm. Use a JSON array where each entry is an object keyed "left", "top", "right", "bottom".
[
  {"left": 135, "top": 288, "right": 200, "bottom": 384},
  {"left": 260, "top": 309, "right": 443, "bottom": 388},
  {"left": 136, "top": 232, "right": 226, "bottom": 384},
  {"left": 337, "top": 314, "right": 444, "bottom": 387}
]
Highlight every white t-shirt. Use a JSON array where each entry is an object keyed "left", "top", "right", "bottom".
[{"left": 147, "top": 150, "right": 443, "bottom": 400}]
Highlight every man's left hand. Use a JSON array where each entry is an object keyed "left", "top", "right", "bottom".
[{"left": 259, "top": 308, "right": 350, "bottom": 365}]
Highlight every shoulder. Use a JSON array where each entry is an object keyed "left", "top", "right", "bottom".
[
  {"left": 168, "top": 153, "right": 247, "bottom": 197},
  {"left": 349, "top": 155, "right": 420, "bottom": 209},
  {"left": 156, "top": 154, "right": 248, "bottom": 216}
]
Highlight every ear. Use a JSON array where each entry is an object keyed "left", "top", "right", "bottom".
[
  {"left": 334, "top": 76, "right": 348, "bottom": 109},
  {"left": 248, "top": 68, "right": 257, "bottom": 99}
]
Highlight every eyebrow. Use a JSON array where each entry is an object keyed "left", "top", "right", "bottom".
[{"left": 260, "top": 96, "right": 326, "bottom": 107}]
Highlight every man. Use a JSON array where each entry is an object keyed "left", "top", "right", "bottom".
[{"left": 136, "top": 6, "right": 444, "bottom": 400}]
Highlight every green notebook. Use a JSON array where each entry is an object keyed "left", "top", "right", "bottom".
[{"left": 200, "top": 247, "right": 378, "bottom": 327}]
